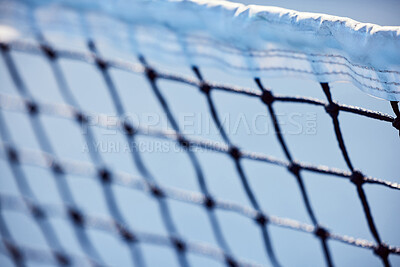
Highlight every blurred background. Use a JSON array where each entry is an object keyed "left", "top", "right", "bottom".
[{"left": 0, "top": 0, "right": 399, "bottom": 267}]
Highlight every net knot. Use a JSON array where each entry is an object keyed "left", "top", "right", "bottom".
[
  {"left": 374, "top": 244, "right": 390, "bottom": 259},
  {"left": 199, "top": 82, "right": 211, "bottom": 94},
  {"left": 229, "top": 146, "right": 241, "bottom": 160},
  {"left": 95, "top": 57, "right": 108, "bottom": 70},
  {"left": 255, "top": 212, "right": 268, "bottom": 226},
  {"left": 75, "top": 112, "right": 88, "bottom": 124},
  {"left": 41, "top": 45, "right": 57, "bottom": 60},
  {"left": 178, "top": 136, "right": 190, "bottom": 148},
  {"left": 260, "top": 90, "right": 274, "bottom": 105},
  {"left": 26, "top": 101, "right": 39, "bottom": 115},
  {"left": 0, "top": 42, "right": 10, "bottom": 52},
  {"left": 116, "top": 223, "right": 136, "bottom": 243},
  {"left": 29, "top": 204, "right": 45, "bottom": 219},
  {"left": 325, "top": 103, "right": 339, "bottom": 117},
  {"left": 225, "top": 256, "right": 238, "bottom": 267},
  {"left": 150, "top": 185, "right": 164, "bottom": 198},
  {"left": 52, "top": 162, "right": 64, "bottom": 174},
  {"left": 5, "top": 242, "right": 22, "bottom": 262},
  {"left": 145, "top": 67, "right": 157, "bottom": 82},
  {"left": 392, "top": 116, "right": 400, "bottom": 132},
  {"left": 123, "top": 121, "right": 136, "bottom": 136},
  {"left": 314, "top": 226, "right": 329, "bottom": 240},
  {"left": 204, "top": 196, "right": 215, "bottom": 209},
  {"left": 172, "top": 238, "right": 186, "bottom": 252},
  {"left": 350, "top": 170, "right": 364, "bottom": 186},
  {"left": 7, "top": 147, "right": 18, "bottom": 163},
  {"left": 288, "top": 162, "right": 301, "bottom": 176},
  {"left": 55, "top": 253, "right": 70, "bottom": 266},
  {"left": 68, "top": 209, "right": 84, "bottom": 225},
  {"left": 98, "top": 168, "right": 111, "bottom": 183}
]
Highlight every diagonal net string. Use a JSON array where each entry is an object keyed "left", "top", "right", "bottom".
[
  {"left": 0, "top": 43, "right": 106, "bottom": 265},
  {"left": 0, "top": 194, "right": 25, "bottom": 267},
  {"left": 192, "top": 66, "right": 282, "bottom": 267},
  {"left": 0, "top": 19, "right": 69, "bottom": 259},
  {"left": 86, "top": 40, "right": 191, "bottom": 267},
  {"left": 0, "top": 34, "right": 399, "bottom": 267},
  {"left": 137, "top": 55, "right": 238, "bottom": 266},
  {"left": 0, "top": 111, "right": 70, "bottom": 267},
  {"left": 321, "top": 83, "right": 391, "bottom": 267},
  {"left": 85, "top": 39, "right": 148, "bottom": 267},
  {"left": 34, "top": 19, "right": 147, "bottom": 265},
  {"left": 254, "top": 78, "right": 334, "bottom": 267}
]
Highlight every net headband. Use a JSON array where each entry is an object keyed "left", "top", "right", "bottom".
[{"left": 1, "top": 0, "right": 400, "bottom": 100}]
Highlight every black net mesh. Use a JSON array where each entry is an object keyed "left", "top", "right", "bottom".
[{"left": 0, "top": 28, "right": 399, "bottom": 267}]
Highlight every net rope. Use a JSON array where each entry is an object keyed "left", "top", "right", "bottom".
[{"left": 0, "top": 5, "right": 400, "bottom": 267}]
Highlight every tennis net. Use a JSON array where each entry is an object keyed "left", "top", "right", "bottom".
[{"left": 0, "top": 0, "right": 399, "bottom": 267}]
